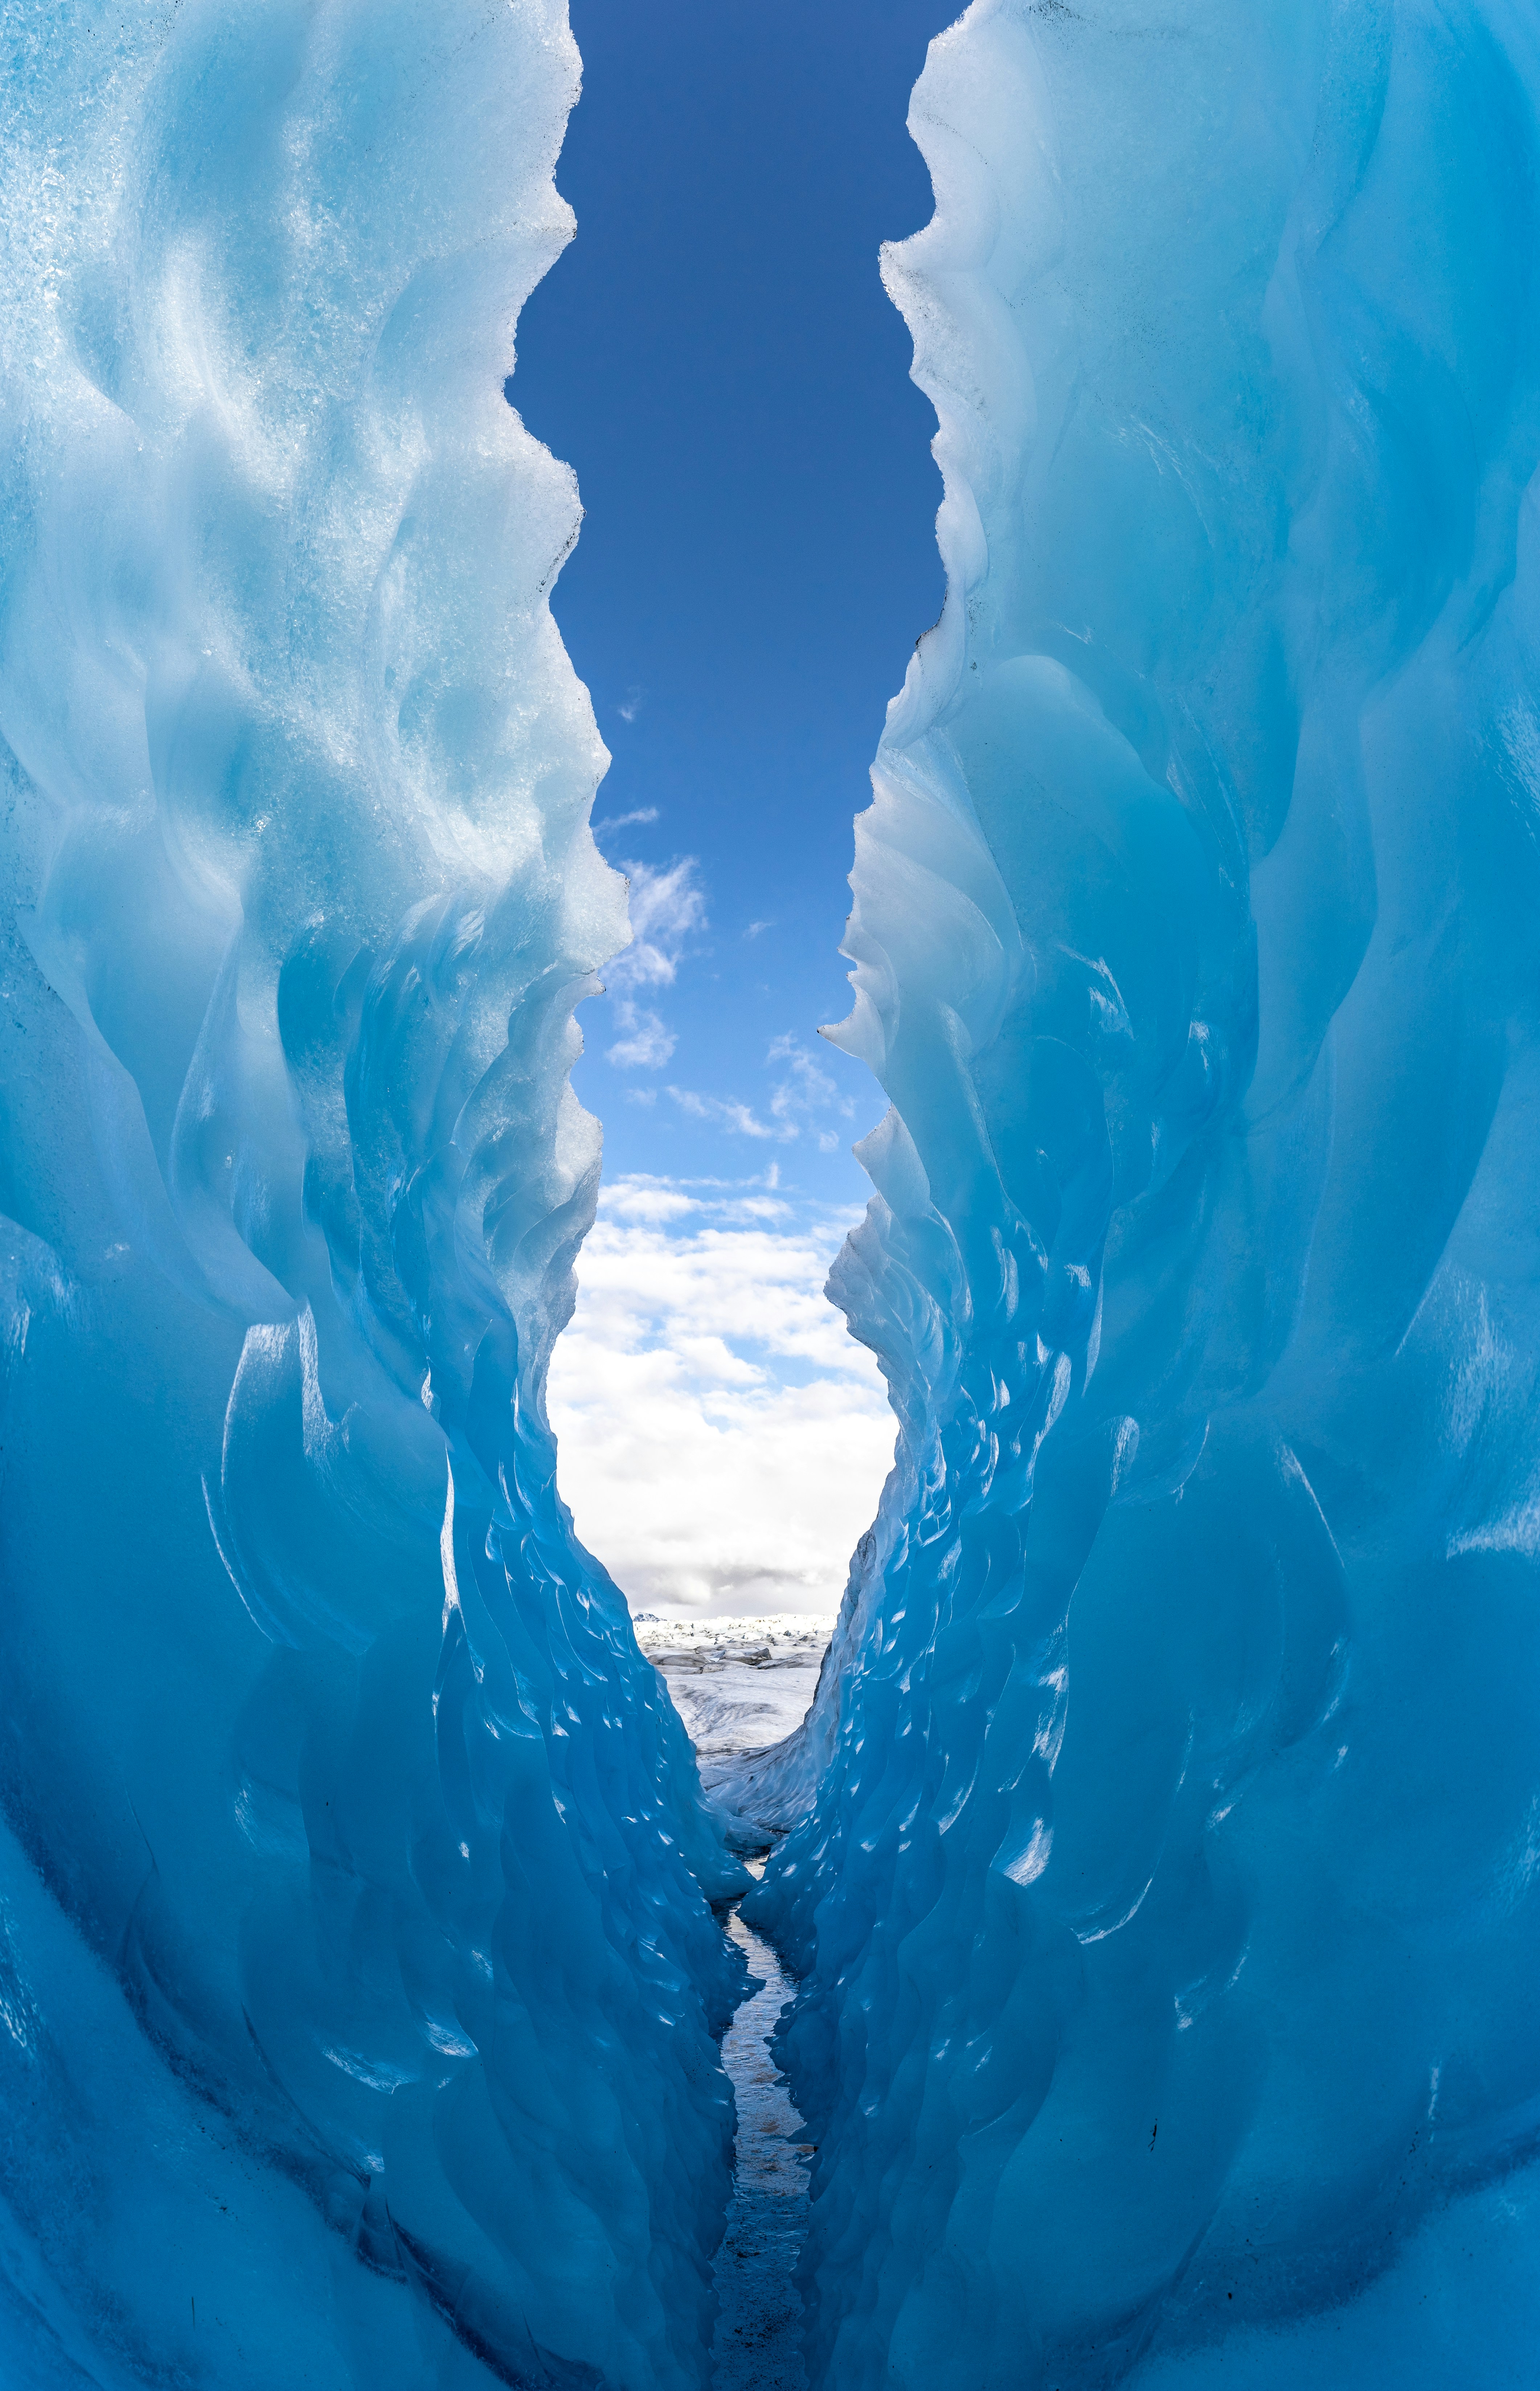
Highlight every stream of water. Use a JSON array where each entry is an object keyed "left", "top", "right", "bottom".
[
  {"left": 634, "top": 1621, "right": 821, "bottom": 2389},
  {"left": 709, "top": 1876, "right": 812, "bottom": 2391}
]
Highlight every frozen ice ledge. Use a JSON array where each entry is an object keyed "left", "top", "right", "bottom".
[{"left": 4, "top": 3, "right": 1540, "bottom": 2390}]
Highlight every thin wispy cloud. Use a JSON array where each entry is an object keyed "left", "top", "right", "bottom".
[
  {"left": 600, "top": 857, "right": 707, "bottom": 1071},
  {"left": 768, "top": 1032, "right": 856, "bottom": 1154},
  {"left": 668, "top": 1086, "right": 778, "bottom": 1139},
  {"left": 662, "top": 1034, "right": 859, "bottom": 1150},
  {"left": 607, "top": 1000, "right": 676, "bottom": 1070},
  {"left": 593, "top": 805, "right": 659, "bottom": 835},
  {"left": 609, "top": 857, "right": 706, "bottom": 992},
  {"left": 744, "top": 919, "right": 774, "bottom": 939}
]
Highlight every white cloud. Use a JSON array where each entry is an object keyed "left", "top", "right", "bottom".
[
  {"left": 609, "top": 858, "right": 705, "bottom": 993},
  {"left": 598, "top": 856, "right": 706, "bottom": 1072},
  {"left": 593, "top": 804, "right": 658, "bottom": 833},
  {"left": 546, "top": 1182, "right": 894, "bottom": 1617},
  {"left": 662, "top": 1035, "right": 859, "bottom": 1147},
  {"left": 770, "top": 1034, "right": 859, "bottom": 1153},
  {"left": 606, "top": 999, "right": 676, "bottom": 1069},
  {"left": 667, "top": 1086, "right": 778, "bottom": 1139},
  {"left": 599, "top": 1172, "right": 793, "bottom": 1229},
  {"left": 605, "top": 1178, "right": 702, "bottom": 1225},
  {"left": 745, "top": 919, "right": 773, "bottom": 939}
]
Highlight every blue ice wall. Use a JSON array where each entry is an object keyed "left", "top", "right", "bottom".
[
  {"left": 747, "top": 1, "right": 1540, "bottom": 2383},
  {"left": 0, "top": 5, "right": 746, "bottom": 2387}
]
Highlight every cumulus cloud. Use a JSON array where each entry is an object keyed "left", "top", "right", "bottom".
[{"left": 546, "top": 1178, "right": 894, "bottom": 1617}]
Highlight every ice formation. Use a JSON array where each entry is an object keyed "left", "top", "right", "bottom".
[
  {"left": 9, "top": 0, "right": 1540, "bottom": 2383},
  {"left": 0, "top": 4, "right": 748, "bottom": 2386},
  {"left": 742, "top": 0, "right": 1540, "bottom": 2383}
]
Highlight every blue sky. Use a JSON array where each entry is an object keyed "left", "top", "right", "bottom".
[
  {"left": 519, "top": 0, "right": 959, "bottom": 1610},
  {"left": 514, "top": 0, "right": 954, "bottom": 1206}
]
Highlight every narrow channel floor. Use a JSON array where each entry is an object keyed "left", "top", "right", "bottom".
[{"left": 710, "top": 1889, "right": 811, "bottom": 2391}]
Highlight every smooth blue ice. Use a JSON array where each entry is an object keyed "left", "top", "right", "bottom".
[
  {"left": 740, "top": 1, "right": 1540, "bottom": 2384},
  {"left": 0, "top": 5, "right": 748, "bottom": 2387}
]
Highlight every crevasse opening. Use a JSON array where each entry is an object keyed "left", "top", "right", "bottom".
[{"left": 6, "top": 3, "right": 1540, "bottom": 2390}]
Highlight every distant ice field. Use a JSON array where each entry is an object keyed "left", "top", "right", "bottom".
[{"left": 634, "top": 1615, "right": 834, "bottom": 1777}]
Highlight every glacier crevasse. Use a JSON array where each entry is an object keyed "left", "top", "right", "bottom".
[{"left": 8, "top": 0, "right": 1540, "bottom": 2387}]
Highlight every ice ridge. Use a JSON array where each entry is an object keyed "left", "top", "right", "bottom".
[
  {"left": 0, "top": 5, "right": 745, "bottom": 2387},
  {"left": 745, "top": 1, "right": 1540, "bottom": 2384}
]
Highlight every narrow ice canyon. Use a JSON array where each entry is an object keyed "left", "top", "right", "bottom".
[{"left": 4, "top": 3, "right": 1540, "bottom": 2389}]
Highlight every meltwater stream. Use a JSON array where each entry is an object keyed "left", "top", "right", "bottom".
[
  {"left": 636, "top": 1621, "right": 827, "bottom": 2390},
  {"left": 711, "top": 1889, "right": 812, "bottom": 2391}
]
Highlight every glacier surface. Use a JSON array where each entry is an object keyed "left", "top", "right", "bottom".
[
  {"left": 0, "top": 4, "right": 747, "bottom": 2387},
  {"left": 741, "top": 0, "right": 1540, "bottom": 2385}
]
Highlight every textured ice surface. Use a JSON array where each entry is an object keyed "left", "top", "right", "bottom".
[
  {"left": 747, "top": 1, "right": 1540, "bottom": 2384},
  {"left": 0, "top": 5, "right": 746, "bottom": 2387},
  {"left": 12, "top": 0, "right": 1540, "bottom": 2384}
]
